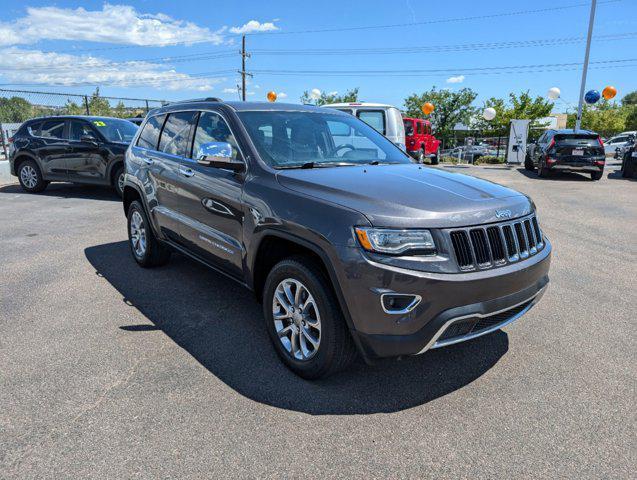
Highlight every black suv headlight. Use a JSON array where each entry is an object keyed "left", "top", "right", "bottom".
[{"left": 355, "top": 227, "right": 436, "bottom": 255}]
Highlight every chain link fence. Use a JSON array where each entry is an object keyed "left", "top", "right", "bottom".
[{"left": 0, "top": 88, "right": 166, "bottom": 157}]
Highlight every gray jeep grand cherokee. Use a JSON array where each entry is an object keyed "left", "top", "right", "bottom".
[{"left": 123, "top": 99, "right": 551, "bottom": 379}]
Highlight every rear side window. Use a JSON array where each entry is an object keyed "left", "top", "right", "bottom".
[
  {"left": 26, "top": 121, "right": 42, "bottom": 136},
  {"left": 137, "top": 114, "right": 166, "bottom": 150},
  {"left": 159, "top": 111, "right": 198, "bottom": 157},
  {"left": 40, "top": 120, "right": 65, "bottom": 139},
  {"left": 357, "top": 110, "right": 386, "bottom": 135}
]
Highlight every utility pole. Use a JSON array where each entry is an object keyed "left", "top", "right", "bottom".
[
  {"left": 239, "top": 35, "right": 252, "bottom": 101},
  {"left": 575, "top": 0, "right": 597, "bottom": 131}
]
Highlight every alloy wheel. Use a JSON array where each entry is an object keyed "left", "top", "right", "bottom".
[
  {"left": 117, "top": 172, "right": 125, "bottom": 193},
  {"left": 20, "top": 165, "right": 38, "bottom": 189},
  {"left": 272, "top": 278, "right": 321, "bottom": 361},
  {"left": 130, "top": 210, "right": 147, "bottom": 257}
]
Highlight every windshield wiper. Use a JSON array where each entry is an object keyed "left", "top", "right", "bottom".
[{"left": 276, "top": 161, "right": 360, "bottom": 169}]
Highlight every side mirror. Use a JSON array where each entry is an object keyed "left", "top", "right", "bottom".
[
  {"left": 80, "top": 134, "right": 98, "bottom": 145},
  {"left": 196, "top": 141, "right": 244, "bottom": 172}
]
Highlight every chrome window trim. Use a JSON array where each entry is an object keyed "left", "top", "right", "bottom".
[{"left": 416, "top": 285, "right": 547, "bottom": 355}]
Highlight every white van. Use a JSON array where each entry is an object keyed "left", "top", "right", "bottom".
[{"left": 323, "top": 103, "right": 406, "bottom": 151}]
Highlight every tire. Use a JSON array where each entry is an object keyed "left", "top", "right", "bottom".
[
  {"left": 590, "top": 171, "right": 603, "bottom": 181},
  {"left": 524, "top": 154, "right": 535, "bottom": 171},
  {"left": 430, "top": 148, "right": 439, "bottom": 165},
  {"left": 538, "top": 160, "right": 550, "bottom": 178},
  {"left": 263, "top": 256, "right": 356, "bottom": 379},
  {"left": 17, "top": 159, "right": 48, "bottom": 193},
  {"left": 127, "top": 200, "right": 171, "bottom": 268},
  {"left": 622, "top": 157, "right": 635, "bottom": 178},
  {"left": 113, "top": 165, "right": 125, "bottom": 198}
]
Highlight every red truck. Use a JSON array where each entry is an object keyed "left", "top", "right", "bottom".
[{"left": 403, "top": 117, "right": 440, "bottom": 165}]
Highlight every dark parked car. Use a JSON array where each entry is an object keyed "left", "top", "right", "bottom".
[
  {"left": 127, "top": 117, "right": 144, "bottom": 126},
  {"left": 525, "top": 129, "right": 606, "bottom": 180},
  {"left": 620, "top": 137, "right": 637, "bottom": 178},
  {"left": 123, "top": 100, "right": 551, "bottom": 379},
  {"left": 9, "top": 116, "right": 138, "bottom": 196}
]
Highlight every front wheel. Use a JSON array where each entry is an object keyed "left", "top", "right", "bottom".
[
  {"left": 17, "top": 160, "right": 48, "bottom": 193},
  {"left": 263, "top": 256, "right": 356, "bottom": 379}
]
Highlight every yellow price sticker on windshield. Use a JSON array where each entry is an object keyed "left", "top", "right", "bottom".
[{"left": 93, "top": 121, "right": 106, "bottom": 127}]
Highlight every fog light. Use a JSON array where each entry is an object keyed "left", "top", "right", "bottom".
[{"left": 381, "top": 294, "right": 422, "bottom": 314}]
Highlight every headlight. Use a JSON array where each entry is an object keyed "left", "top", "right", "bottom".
[{"left": 354, "top": 227, "right": 435, "bottom": 255}]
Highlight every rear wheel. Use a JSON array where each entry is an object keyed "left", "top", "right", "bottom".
[
  {"left": 524, "top": 154, "right": 535, "bottom": 171},
  {"left": 430, "top": 148, "right": 439, "bottom": 165},
  {"left": 17, "top": 159, "right": 48, "bottom": 193},
  {"left": 263, "top": 256, "right": 356, "bottom": 379},
  {"left": 113, "top": 165, "right": 125, "bottom": 198},
  {"left": 590, "top": 171, "right": 603, "bottom": 181},
  {"left": 538, "top": 160, "right": 550, "bottom": 178},
  {"left": 622, "top": 156, "right": 635, "bottom": 178},
  {"left": 127, "top": 200, "right": 171, "bottom": 268}
]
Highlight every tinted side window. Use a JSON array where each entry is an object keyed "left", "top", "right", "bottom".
[
  {"left": 192, "top": 111, "right": 240, "bottom": 160},
  {"left": 159, "top": 111, "right": 198, "bottom": 157},
  {"left": 40, "top": 120, "right": 65, "bottom": 139},
  {"left": 357, "top": 110, "right": 386, "bottom": 135},
  {"left": 136, "top": 114, "right": 166, "bottom": 150},
  {"left": 26, "top": 121, "right": 42, "bottom": 136},
  {"left": 69, "top": 121, "right": 94, "bottom": 141},
  {"left": 403, "top": 120, "right": 413, "bottom": 136}
]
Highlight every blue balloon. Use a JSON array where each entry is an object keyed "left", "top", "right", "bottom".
[{"left": 585, "top": 90, "right": 601, "bottom": 104}]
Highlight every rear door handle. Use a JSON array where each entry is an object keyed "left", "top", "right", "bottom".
[
  {"left": 179, "top": 165, "right": 195, "bottom": 177},
  {"left": 141, "top": 157, "right": 154, "bottom": 165}
]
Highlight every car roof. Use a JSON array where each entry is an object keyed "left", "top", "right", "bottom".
[
  {"left": 152, "top": 100, "right": 351, "bottom": 115},
  {"left": 26, "top": 115, "right": 132, "bottom": 122},
  {"left": 323, "top": 102, "right": 396, "bottom": 108}
]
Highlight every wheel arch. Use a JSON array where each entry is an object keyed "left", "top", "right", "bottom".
[
  {"left": 250, "top": 230, "right": 368, "bottom": 361},
  {"left": 12, "top": 152, "right": 40, "bottom": 176}
]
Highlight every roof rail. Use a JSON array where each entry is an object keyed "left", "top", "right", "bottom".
[{"left": 168, "top": 97, "right": 223, "bottom": 105}]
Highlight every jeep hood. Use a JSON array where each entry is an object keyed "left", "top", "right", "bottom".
[{"left": 276, "top": 164, "right": 532, "bottom": 228}]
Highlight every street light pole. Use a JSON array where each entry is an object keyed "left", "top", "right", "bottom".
[{"left": 575, "top": 0, "right": 597, "bottom": 131}]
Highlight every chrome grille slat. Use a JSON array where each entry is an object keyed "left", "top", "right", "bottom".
[{"left": 448, "top": 214, "right": 544, "bottom": 271}]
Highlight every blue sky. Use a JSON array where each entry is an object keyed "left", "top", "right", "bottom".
[{"left": 0, "top": 0, "right": 635, "bottom": 112}]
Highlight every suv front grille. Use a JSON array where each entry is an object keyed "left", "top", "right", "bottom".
[{"left": 448, "top": 214, "right": 544, "bottom": 271}]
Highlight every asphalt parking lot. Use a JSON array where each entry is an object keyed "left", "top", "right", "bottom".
[{"left": 1, "top": 161, "right": 635, "bottom": 478}]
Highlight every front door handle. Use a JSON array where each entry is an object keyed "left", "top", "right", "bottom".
[
  {"left": 179, "top": 165, "right": 195, "bottom": 177},
  {"left": 141, "top": 157, "right": 154, "bottom": 165}
]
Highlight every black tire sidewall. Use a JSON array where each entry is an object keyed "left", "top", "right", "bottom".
[
  {"left": 113, "top": 165, "right": 125, "bottom": 197},
  {"left": 18, "top": 160, "right": 46, "bottom": 192},
  {"left": 127, "top": 201, "right": 152, "bottom": 265},
  {"left": 262, "top": 259, "right": 341, "bottom": 378}
]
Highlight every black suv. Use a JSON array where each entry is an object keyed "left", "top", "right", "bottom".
[
  {"left": 620, "top": 137, "right": 637, "bottom": 178},
  {"left": 123, "top": 100, "right": 551, "bottom": 379},
  {"left": 525, "top": 129, "right": 606, "bottom": 180},
  {"left": 9, "top": 115, "right": 138, "bottom": 196}
]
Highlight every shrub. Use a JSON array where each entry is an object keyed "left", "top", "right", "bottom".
[{"left": 474, "top": 155, "right": 506, "bottom": 165}]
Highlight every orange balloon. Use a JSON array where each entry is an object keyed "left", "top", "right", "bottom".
[
  {"left": 421, "top": 102, "right": 435, "bottom": 115},
  {"left": 267, "top": 91, "right": 277, "bottom": 102},
  {"left": 602, "top": 86, "right": 617, "bottom": 100}
]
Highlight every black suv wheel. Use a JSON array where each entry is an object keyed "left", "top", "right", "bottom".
[
  {"left": 263, "top": 256, "right": 356, "bottom": 379},
  {"left": 17, "top": 159, "right": 48, "bottom": 193},
  {"left": 113, "top": 165, "right": 125, "bottom": 198},
  {"left": 127, "top": 201, "right": 171, "bottom": 267},
  {"left": 524, "top": 154, "right": 534, "bottom": 171}
]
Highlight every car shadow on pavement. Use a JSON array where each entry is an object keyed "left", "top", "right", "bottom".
[
  {"left": 607, "top": 169, "right": 636, "bottom": 181},
  {"left": 0, "top": 183, "right": 119, "bottom": 200},
  {"left": 85, "top": 241, "right": 509, "bottom": 415},
  {"left": 515, "top": 167, "right": 593, "bottom": 181}
]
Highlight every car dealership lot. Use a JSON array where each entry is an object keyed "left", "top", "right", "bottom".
[{"left": 1, "top": 164, "right": 635, "bottom": 478}]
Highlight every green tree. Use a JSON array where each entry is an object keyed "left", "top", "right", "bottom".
[
  {"left": 0, "top": 96, "right": 36, "bottom": 122},
  {"left": 566, "top": 99, "right": 627, "bottom": 137},
  {"left": 403, "top": 87, "right": 478, "bottom": 143},
  {"left": 86, "top": 88, "right": 113, "bottom": 116},
  {"left": 300, "top": 88, "right": 359, "bottom": 106},
  {"left": 63, "top": 100, "right": 85, "bottom": 115},
  {"left": 475, "top": 91, "right": 553, "bottom": 137},
  {"left": 621, "top": 90, "right": 637, "bottom": 106},
  {"left": 625, "top": 106, "right": 637, "bottom": 131},
  {"left": 112, "top": 100, "right": 127, "bottom": 118}
]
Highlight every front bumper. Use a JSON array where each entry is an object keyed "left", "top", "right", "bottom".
[{"left": 335, "top": 238, "right": 551, "bottom": 359}]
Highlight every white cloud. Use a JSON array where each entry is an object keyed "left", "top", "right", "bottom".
[
  {"left": 229, "top": 20, "right": 278, "bottom": 34},
  {"left": 309, "top": 88, "right": 322, "bottom": 100},
  {"left": 277, "top": 92, "right": 288, "bottom": 99},
  {"left": 446, "top": 75, "right": 465, "bottom": 84},
  {"left": 0, "top": 5, "right": 223, "bottom": 47},
  {"left": 222, "top": 87, "right": 238, "bottom": 93},
  {"left": 0, "top": 47, "right": 223, "bottom": 91}
]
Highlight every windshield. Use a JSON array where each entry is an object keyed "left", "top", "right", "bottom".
[
  {"left": 237, "top": 110, "right": 411, "bottom": 168},
  {"left": 91, "top": 118, "right": 138, "bottom": 143}
]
